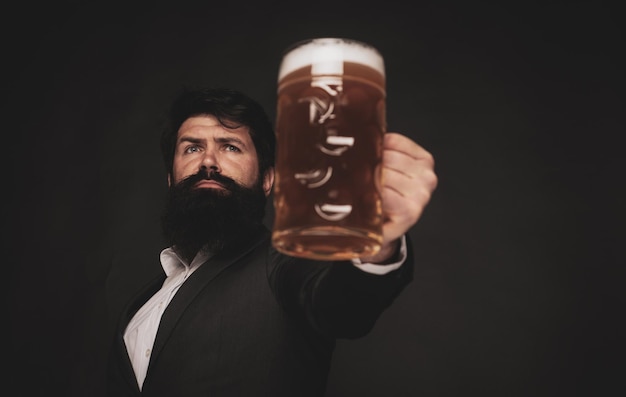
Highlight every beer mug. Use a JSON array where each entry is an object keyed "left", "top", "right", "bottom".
[{"left": 272, "top": 38, "right": 386, "bottom": 260}]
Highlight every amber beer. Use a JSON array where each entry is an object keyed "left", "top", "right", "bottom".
[{"left": 272, "top": 38, "right": 386, "bottom": 260}]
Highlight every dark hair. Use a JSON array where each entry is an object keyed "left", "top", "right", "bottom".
[{"left": 161, "top": 87, "right": 275, "bottom": 178}]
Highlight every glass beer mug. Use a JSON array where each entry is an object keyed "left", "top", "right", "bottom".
[{"left": 272, "top": 38, "right": 387, "bottom": 260}]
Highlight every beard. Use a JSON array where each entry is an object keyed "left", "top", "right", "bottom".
[{"left": 161, "top": 168, "right": 267, "bottom": 263}]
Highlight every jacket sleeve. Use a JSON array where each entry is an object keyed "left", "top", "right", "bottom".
[{"left": 268, "top": 234, "right": 415, "bottom": 339}]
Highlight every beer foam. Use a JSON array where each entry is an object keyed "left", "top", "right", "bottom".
[{"left": 278, "top": 38, "right": 385, "bottom": 81}]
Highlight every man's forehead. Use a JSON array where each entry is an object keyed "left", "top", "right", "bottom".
[{"left": 178, "top": 115, "right": 250, "bottom": 138}]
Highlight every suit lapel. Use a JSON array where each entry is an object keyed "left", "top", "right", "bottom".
[{"left": 147, "top": 225, "right": 270, "bottom": 370}]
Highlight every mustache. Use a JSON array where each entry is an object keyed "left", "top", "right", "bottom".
[{"left": 176, "top": 168, "right": 239, "bottom": 192}]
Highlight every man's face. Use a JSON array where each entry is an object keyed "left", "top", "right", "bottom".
[
  {"left": 170, "top": 115, "right": 273, "bottom": 196},
  {"left": 161, "top": 115, "right": 274, "bottom": 261}
]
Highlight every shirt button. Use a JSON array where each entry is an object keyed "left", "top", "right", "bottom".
[{"left": 145, "top": 349, "right": 151, "bottom": 357}]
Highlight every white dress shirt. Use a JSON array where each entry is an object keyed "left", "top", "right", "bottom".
[{"left": 123, "top": 235, "right": 407, "bottom": 389}]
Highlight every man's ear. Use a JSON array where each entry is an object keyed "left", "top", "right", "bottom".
[{"left": 263, "top": 167, "right": 275, "bottom": 197}]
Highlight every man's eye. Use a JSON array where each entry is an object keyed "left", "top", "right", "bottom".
[
  {"left": 184, "top": 145, "right": 201, "bottom": 154},
  {"left": 225, "top": 144, "right": 241, "bottom": 152}
]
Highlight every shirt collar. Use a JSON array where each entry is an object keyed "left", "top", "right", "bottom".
[{"left": 159, "top": 247, "right": 211, "bottom": 277}]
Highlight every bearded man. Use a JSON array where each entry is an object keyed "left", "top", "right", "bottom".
[{"left": 106, "top": 87, "right": 438, "bottom": 397}]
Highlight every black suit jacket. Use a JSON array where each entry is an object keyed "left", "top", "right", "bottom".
[{"left": 107, "top": 225, "right": 414, "bottom": 396}]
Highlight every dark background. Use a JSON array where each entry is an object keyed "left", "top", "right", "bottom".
[{"left": 5, "top": 1, "right": 624, "bottom": 396}]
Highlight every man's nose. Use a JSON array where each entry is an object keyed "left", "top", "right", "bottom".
[{"left": 200, "top": 151, "right": 220, "bottom": 173}]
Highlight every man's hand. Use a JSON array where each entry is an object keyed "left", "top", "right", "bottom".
[{"left": 360, "top": 132, "right": 438, "bottom": 263}]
